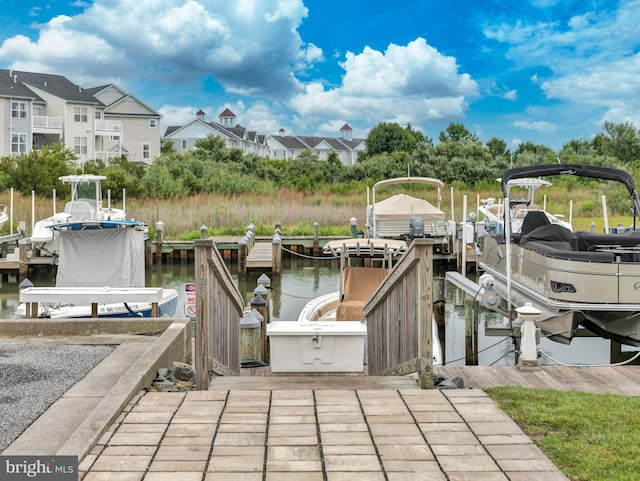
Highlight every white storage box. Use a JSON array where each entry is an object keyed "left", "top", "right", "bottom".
[{"left": 267, "top": 321, "right": 366, "bottom": 372}]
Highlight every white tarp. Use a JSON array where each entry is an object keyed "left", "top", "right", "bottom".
[{"left": 56, "top": 228, "right": 145, "bottom": 287}]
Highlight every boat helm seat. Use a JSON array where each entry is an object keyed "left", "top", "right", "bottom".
[{"left": 520, "top": 210, "right": 551, "bottom": 237}]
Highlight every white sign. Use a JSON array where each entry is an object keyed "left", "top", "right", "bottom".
[{"left": 185, "top": 283, "right": 196, "bottom": 318}]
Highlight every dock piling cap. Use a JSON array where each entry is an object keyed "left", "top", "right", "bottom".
[
  {"left": 241, "top": 311, "right": 261, "bottom": 328},
  {"left": 515, "top": 302, "right": 542, "bottom": 317}
]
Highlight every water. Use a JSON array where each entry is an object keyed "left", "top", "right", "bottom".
[{"left": 1, "top": 259, "right": 622, "bottom": 366}]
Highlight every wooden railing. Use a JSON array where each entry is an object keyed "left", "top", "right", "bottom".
[
  {"left": 194, "top": 238, "right": 245, "bottom": 389},
  {"left": 363, "top": 238, "right": 435, "bottom": 388}
]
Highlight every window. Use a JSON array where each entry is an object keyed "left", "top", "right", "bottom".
[
  {"left": 74, "top": 137, "right": 88, "bottom": 155},
  {"left": 11, "top": 134, "right": 27, "bottom": 153},
  {"left": 142, "top": 143, "right": 150, "bottom": 159},
  {"left": 110, "top": 134, "right": 121, "bottom": 141},
  {"left": 95, "top": 111, "right": 102, "bottom": 120},
  {"left": 149, "top": 119, "right": 157, "bottom": 128},
  {"left": 74, "top": 107, "right": 88, "bottom": 122},
  {"left": 33, "top": 105, "right": 44, "bottom": 117},
  {"left": 181, "top": 139, "right": 187, "bottom": 150},
  {"left": 11, "top": 102, "right": 27, "bottom": 119}
]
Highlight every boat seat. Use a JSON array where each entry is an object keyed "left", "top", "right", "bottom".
[
  {"left": 520, "top": 224, "right": 579, "bottom": 250},
  {"left": 520, "top": 210, "right": 551, "bottom": 236},
  {"left": 66, "top": 200, "right": 95, "bottom": 221},
  {"left": 336, "top": 267, "right": 388, "bottom": 321},
  {"left": 575, "top": 230, "right": 640, "bottom": 251}
]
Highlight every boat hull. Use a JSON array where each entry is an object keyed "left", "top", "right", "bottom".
[
  {"left": 482, "top": 235, "right": 640, "bottom": 346},
  {"left": 14, "top": 288, "right": 179, "bottom": 319}
]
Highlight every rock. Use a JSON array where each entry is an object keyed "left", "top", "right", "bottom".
[
  {"left": 172, "top": 361, "right": 195, "bottom": 381},
  {"left": 451, "top": 376, "right": 465, "bottom": 389}
]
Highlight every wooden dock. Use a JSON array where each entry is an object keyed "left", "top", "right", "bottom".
[
  {"left": 245, "top": 240, "right": 273, "bottom": 270},
  {"left": 224, "top": 364, "right": 640, "bottom": 396}
]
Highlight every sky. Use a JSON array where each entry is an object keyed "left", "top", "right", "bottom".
[{"left": 1, "top": 0, "right": 639, "bottom": 151}]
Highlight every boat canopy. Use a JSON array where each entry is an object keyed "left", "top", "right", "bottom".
[
  {"left": 372, "top": 194, "right": 444, "bottom": 221},
  {"left": 501, "top": 164, "right": 640, "bottom": 215}
]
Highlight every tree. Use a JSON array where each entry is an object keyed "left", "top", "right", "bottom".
[
  {"left": 591, "top": 121, "right": 640, "bottom": 165},
  {"left": 438, "top": 122, "right": 478, "bottom": 143},
  {"left": 486, "top": 137, "right": 509, "bottom": 159},
  {"left": 364, "top": 122, "right": 424, "bottom": 156}
]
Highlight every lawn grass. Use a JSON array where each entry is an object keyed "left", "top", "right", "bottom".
[{"left": 485, "top": 386, "right": 640, "bottom": 481}]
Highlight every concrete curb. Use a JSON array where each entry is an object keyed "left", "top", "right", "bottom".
[{"left": 3, "top": 318, "right": 192, "bottom": 460}]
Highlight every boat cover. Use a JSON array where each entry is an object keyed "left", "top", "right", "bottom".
[
  {"left": 371, "top": 194, "right": 444, "bottom": 221},
  {"left": 56, "top": 228, "right": 145, "bottom": 287},
  {"left": 336, "top": 267, "right": 388, "bottom": 321}
]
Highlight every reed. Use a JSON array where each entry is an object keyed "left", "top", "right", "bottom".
[{"left": 0, "top": 185, "right": 632, "bottom": 239}]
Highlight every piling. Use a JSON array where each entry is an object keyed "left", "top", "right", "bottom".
[
  {"left": 155, "top": 221, "right": 164, "bottom": 265},
  {"left": 238, "top": 237, "right": 248, "bottom": 274},
  {"left": 313, "top": 222, "right": 319, "bottom": 256},
  {"left": 251, "top": 293, "right": 269, "bottom": 363},
  {"left": 240, "top": 310, "right": 262, "bottom": 361},
  {"left": 272, "top": 232, "right": 282, "bottom": 274}
]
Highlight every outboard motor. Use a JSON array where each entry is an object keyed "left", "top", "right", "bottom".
[{"left": 409, "top": 216, "right": 425, "bottom": 238}]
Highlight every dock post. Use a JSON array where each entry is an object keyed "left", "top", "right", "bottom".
[
  {"left": 313, "top": 222, "right": 319, "bottom": 255},
  {"left": 200, "top": 224, "right": 208, "bottom": 239},
  {"left": 350, "top": 217, "right": 357, "bottom": 238},
  {"left": 240, "top": 310, "right": 262, "bottom": 361},
  {"left": 272, "top": 232, "right": 282, "bottom": 274},
  {"left": 251, "top": 293, "right": 269, "bottom": 363},
  {"left": 515, "top": 303, "right": 541, "bottom": 370},
  {"left": 238, "top": 237, "right": 248, "bottom": 274},
  {"left": 155, "top": 221, "right": 164, "bottom": 266}
]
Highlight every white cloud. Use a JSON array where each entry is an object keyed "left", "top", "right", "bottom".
[
  {"left": 0, "top": 0, "right": 315, "bottom": 98},
  {"left": 289, "top": 38, "right": 478, "bottom": 128},
  {"left": 512, "top": 120, "right": 556, "bottom": 133}
]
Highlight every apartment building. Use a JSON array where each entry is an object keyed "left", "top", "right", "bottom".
[{"left": 0, "top": 69, "right": 161, "bottom": 165}]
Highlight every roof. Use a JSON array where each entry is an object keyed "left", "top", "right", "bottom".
[
  {"left": 1, "top": 69, "right": 103, "bottom": 105},
  {"left": 218, "top": 108, "right": 236, "bottom": 118}
]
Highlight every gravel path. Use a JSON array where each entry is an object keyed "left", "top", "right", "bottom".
[{"left": 0, "top": 343, "right": 115, "bottom": 452}]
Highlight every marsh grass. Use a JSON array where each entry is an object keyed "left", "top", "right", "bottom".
[
  {"left": 0, "top": 185, "right": 633, "bottom": 238},
  {"left": 486, "top": 387, "right": 640, "bottom": 481}
]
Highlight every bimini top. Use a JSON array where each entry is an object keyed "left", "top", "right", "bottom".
[{"left": 501, "top": 164, "right": 640, "bottom": 216}]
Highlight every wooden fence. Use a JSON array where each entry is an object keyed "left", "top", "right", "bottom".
[
  {"left": 363, "top": 238, "right": 435, "bottom": 388},
  {"left": 194, "top": 238, "right": 245, "bottom": 389}
]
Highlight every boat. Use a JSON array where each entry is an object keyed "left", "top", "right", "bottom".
[
  {"left": 0, "top": 204, "right": 8, "bottom": 230},
  {"left": 480, "top": 163, "right": 640, "bottom": 347},
  {"left": 479, "top": 177, "right": 572, "bottom": 237},
  {"left": 16, "top": 218, "right": 178, "bottom": 319},
  {"left": 31, "top": 174, "right": 130, "bottom": 256},
  {"left": 267, "top": 238, "right": 443, "bottom": 372},
  {"left": 366, "top": 176, "right": 449, "bottom": 241}
]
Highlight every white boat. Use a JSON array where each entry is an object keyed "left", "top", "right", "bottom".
[
  {"left": 31, "top": 174, "right": 129, "bottom": 256},
  {"left": 0, "top": 204, "right": 8, "bottom": 230},
  {"left": 14, "top": 287, "right": 179, "bottom": 318},
  {"left": 479, "top": 177, "right": 572, "bottom": 237},
  {"left": 267, "top": 238, "right": 443, "bottom": 372},
  {"left": 16, "top": 219, "right": 178, "bottom": 319},
  {"left": 366, "top": 176, "right": 449, "bottom": 240},
  {"left": 481, "top": 164, "right": 640, "bottom": 347}
]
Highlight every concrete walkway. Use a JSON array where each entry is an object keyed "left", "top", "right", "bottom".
[{"left": 80, "top": 387, "right": 569, "bottom": 481}]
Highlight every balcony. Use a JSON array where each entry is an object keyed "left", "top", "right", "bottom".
[
  {"left": 33, "top": 116, "right": 63, "bottom": 135},
  {"left": 94, "top": 120, "right": 123, "bottom": 137}
]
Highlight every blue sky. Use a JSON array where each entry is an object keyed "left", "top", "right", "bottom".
[{"left": 1, "top": 1, "right": 639, "bottom": 151}]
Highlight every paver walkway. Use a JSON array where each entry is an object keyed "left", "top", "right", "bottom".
[{"left": 80, "top": 388, "right": 568, "bottom": 480}]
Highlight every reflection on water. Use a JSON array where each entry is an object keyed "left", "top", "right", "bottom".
[{"left": 0, "top": 259, "right": 617, "bottom": 366}]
